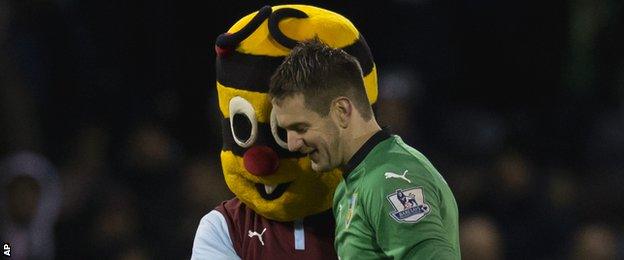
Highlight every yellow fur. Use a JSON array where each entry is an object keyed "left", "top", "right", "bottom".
[
  {"left": 228, "top": 5, "right": 359, "bottom": 57},
  {"left": 364, "top": 65, "right": 379, "bottom": 104},
  {"left": 221, "top": 151, "right": 343, "bottom": 221},
  {"left": 217, "top": 82, "right": 271, "bottom": 122}
]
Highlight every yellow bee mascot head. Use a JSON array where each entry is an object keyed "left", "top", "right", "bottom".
[{"left": 216, "top": 5, "right": 378, "bottom": 221}]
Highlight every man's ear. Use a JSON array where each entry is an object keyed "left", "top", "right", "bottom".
[{"left": 331, "top": 97, "right": 352, "bottom": 128}]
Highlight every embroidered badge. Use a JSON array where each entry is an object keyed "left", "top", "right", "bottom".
[
  {"left": 386, "top": 187, "right": 430, "bottom": 223},
  {"left": 344, "top": 193, "right": 358, "bottom": 228}
]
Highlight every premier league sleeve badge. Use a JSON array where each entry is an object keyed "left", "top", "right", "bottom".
[{"left": 386, "top": 187, "right": 430, "bottom": 223}]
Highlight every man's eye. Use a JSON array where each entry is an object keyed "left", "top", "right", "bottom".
[{"left": 295, "top": 127, "right": 307, "bottom": 134}]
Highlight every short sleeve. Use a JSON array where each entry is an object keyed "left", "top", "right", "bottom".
[
  {"left": 191, "top": 210, "right": 241, "bottom": 260},
  {"left": 363, "top": 160, "right": 458, "bottom": 259}
]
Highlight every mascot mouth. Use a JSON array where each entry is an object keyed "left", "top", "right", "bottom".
[{"left": 255, "top": 182, "right": 292, "bottom": 200}]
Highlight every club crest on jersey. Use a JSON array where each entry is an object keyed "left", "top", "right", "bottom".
[
  {"left": 386, "top": 187, "right": 430, "bottom": 223},
  {"left": 344, "top": 193, "right": 358, "bottom": 228}
]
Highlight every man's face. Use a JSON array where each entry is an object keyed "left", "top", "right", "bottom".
[{"left": 272, "top": 94, "right": 341, "bottom": 172}]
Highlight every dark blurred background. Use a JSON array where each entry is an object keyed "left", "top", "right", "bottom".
[{"left": 0, "top": 0, "right": 622, "bottom": 259}]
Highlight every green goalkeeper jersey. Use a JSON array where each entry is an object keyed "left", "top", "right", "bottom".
[{"left": 333, "top": 130, "right": 460, "bottom": 259}]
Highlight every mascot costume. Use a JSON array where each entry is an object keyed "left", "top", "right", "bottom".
[{"left": 192, "top": 5, "right": 378, "bottom": 259}]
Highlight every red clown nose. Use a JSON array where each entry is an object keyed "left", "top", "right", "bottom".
[{"left": 243, "top": 145, "right": 279, "bottom": 176}]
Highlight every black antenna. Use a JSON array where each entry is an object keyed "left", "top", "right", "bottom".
[
  {"left": 268, "top": 8, "right": 309, "bottom": 49},
  {"left": 216, "top": 6, "right": 273, "bottom": 49}
]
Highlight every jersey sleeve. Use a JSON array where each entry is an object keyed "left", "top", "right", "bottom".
[
  {"left": 362, "top": 159, "right": 459, "bottom": 259},
  {"left": 191, "top": 210, "right": 241, "bottom": 260}
]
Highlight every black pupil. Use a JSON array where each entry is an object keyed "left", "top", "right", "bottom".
[
  {"left": 277, "top": 126, "right": 287, "bottom": 142},
  {"left": 233, "top": 113, "right": 252, "bottom": 142}
]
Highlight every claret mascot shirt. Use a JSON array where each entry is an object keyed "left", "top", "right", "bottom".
[{"left": 191, "top": 5, "right": 378, "bottom": 260}]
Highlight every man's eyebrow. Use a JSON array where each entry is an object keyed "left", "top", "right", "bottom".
[{"left": 282, "top": 122, "right": 309, "bottom": 130}]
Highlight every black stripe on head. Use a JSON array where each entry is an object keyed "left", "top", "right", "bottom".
[
  {"left": 216, "top": 36, "right": 374, "bottom": 93},
  {"left": 221, "top": 118, "right": 306, "bottom": 159},
  {"left": 216, "top": 52, "right": 284, "bottom": 93},
  {"left": 343, "top": 34, "right": 374, "bottom": 76}
]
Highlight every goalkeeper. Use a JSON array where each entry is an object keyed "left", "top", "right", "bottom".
[{"left": 269, "top": 39, "right": 461, "bottom": 259}]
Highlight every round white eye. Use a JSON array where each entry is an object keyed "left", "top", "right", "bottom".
[
  {"left": 270, "top": 108, "right": 288, "bottom": 149},
  {"left": 229, "top": 96, "right": 258, "bottom": 148}
]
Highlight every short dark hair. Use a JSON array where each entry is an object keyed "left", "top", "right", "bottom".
[{"left": 269, "top": 39, "right": 373, "bottom": 120}]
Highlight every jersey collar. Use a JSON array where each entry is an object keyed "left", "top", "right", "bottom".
[{"left": 341, "top": 127, "right": 391, "bottom": 178}]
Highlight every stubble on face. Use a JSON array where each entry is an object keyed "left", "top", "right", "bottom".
[{"left": 310, "top": 118, "right": 341, "bottom": 173}]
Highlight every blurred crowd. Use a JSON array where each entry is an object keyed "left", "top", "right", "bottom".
[{"left": 1, "top": 0, "right": 623, "bottom": 259}]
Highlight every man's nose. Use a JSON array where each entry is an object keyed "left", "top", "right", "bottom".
[{"left": 287, "top": 131, "right": 303, "bottom": 152}]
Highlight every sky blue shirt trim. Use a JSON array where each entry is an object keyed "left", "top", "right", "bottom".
[{"left": 294, "top": 219, "right": 305, "bottom": 251}]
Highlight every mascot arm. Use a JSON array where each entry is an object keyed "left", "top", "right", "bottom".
[{"left": 191, "top": 210, "right": 241, "bottom": 260}]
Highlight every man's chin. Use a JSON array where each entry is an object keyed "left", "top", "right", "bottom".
[
  {"left": 310, "top": 161, "right": 321, "bottom": 172},
  {"left": 311, "top": 161, "right": 329, "bottom": 173}
]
